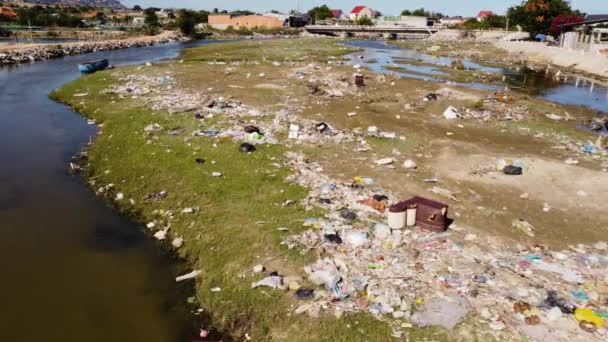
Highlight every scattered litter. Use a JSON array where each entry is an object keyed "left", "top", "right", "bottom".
[
  {"left": 239, "top": 143, "right": 256, "bottom": 153},
  {"left": 503, "top": 165, "right": 523, "bottom": 175},
  {"left": 512, "top": 219, "right": 535, "bottom": 237},
  {"left": 295, "top": 288, "right": 314, "bottom": 300},
  {"left": 176, "top": 270, "right": 201, "bottom": 282},
  {"left": 172, "top": 237, "right": 184, "bottom": 248},
  {"left": 443, "top": 106, "right": 460, "bottom": 120},
  {"left": 252, "top": 276, "right": 283, "bottom": 289}
]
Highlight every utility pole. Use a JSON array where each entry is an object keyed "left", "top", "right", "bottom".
[
  {"left": 506, "top": 16, "right": 509, "bottom": 32},
  {"left": 28, "top": 20, "right": 33, "bottom": 43}
]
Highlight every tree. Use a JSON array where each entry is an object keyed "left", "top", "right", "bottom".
[
  {"left": 176, "top": 9, "right": 196, "bottom": 37},
  {"left": 550, "top": 14, "right": 583, "bottom": 36},
  {"left": 308, "top": 5, "right": 332, "bottom": 24},
  {"left": 133, "top": 5, "right": 142, "bottom": 11},
  {"left": 401, "top": 10, "right": 412, "bottom": 16},
  {"left": 412, "top": 8, "right": 427, "bottom": 17},
  {"left": 213, "top": 8, "right": 219, "bottom": 14},
  {"left": 144, "top": 8, "right": 160, "bottom": 35},
  {"left": 507, "top": 0, "right": 576, "bottom": 37},
  {"left": 357, "top": 16, "right": 374, "bottom": 26}
]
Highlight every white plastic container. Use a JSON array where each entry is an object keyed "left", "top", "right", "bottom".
[
  {"left": 406, "top": 206, "right": 417, "bottom": 227},
  {"left": 388, "top": 204, "right": 406, "bottom": 230}
]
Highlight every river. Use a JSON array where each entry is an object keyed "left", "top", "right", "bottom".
[
  {"left": 344, "top": 40, "right": 608, "bottom": 114},
  {"left": 0, "top": 40, "right": 220, "bottom": 342}
]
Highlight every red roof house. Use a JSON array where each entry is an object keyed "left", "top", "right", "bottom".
[
  {"left": 350, "top": 6, "right": 378, "bottom": 20},
  {"left": 477, "top": 11, "right": 494, "bottom": 21},
  {"left": 350, "top": 6, "right": 366, "bottom": 15}
]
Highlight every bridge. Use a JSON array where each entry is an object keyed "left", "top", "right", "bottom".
[{"left": 305, "top": 25, "right": 442, "bottom": 38}]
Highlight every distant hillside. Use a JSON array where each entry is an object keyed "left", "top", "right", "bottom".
[{"left": 23, "top": 0, "right": 126, "bottom": 9}]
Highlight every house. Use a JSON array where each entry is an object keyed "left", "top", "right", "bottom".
[
  {"left": 477, "top": 11, "right": 494, "bottom": 22},
  {"left": 440, "top": 16, "right": 466, "bottom": 26},
  {"left": 330, "top": 9, "right": 343, "bottom": 19},
  {"left": 132, "top": 17, "right": 145, "bottom": 27},
  {"left": 208, "top": 14, "right": 285, "bottom": 30},
  {"left": 1, "top": 7, "right": 17, "bottom": 19},
  {"left": 349, "top": 6, "right": 378, "bottom": 21}
]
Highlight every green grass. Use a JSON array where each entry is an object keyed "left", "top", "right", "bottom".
[{"left": 180, "top": 38, "right": 357, "bottom": 63}]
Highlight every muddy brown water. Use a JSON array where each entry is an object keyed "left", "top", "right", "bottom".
[{"left": 0, "top": 40, "right": 224, "bottom": 342}]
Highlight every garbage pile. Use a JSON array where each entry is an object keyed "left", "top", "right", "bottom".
[{"left": 249, "top": 151, "right": 608, "bottom": 340}]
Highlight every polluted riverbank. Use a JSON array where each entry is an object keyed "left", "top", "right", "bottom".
[{"left": 53, "top": 38, "right": 608, "bottom": 341}]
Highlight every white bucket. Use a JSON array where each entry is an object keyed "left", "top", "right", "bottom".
[
  {"left": 388, "top": 211, "right": 406, "bottom": 230},
  {"left": 406, "top": 207, "right": 417, "bottom": 227}
]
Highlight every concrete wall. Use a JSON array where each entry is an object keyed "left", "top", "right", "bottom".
[
  {"left": 496, "top": 40, "right": 608, "bottom": 78},
  {"left": 208, "top": 15, "right": 284, "bottom": 30}
]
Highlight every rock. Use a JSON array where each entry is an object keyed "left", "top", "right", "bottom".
[
  {"left": 403, "top": 159, "right": 417, "bottom": 169},
  {"left": 451, "top": 59, "right": 465, "bottom": 70},
  {"left": 545, "top": 113, "right": 563, "bottom": 121},
  {"left": 375, "top": 158, "right": 394, "bottom": 165},
  {"left": 253, "top": 264, "right": 265, "bottom": 273}
]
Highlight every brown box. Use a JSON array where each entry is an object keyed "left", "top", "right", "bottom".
[{"left": 402, "top": 196, "right": 449, "bottom": 232}]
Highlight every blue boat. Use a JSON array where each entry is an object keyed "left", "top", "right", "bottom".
[{"left": 78, "top": 59, "right": 109, "bottom": 74}]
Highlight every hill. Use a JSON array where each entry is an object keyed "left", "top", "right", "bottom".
[{"left": 22, "top": 0, "right": 126, "bottom": 10}]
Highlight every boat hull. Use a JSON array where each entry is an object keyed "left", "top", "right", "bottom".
[{"left": 78, "top": 59, "right": 109, "bottom": 74}]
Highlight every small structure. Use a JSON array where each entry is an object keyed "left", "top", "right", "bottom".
[
  {"left": 477, "top": 10, "right": 494, "bottom": 22},
  {"left": 349, "top": 6, "right": 378, "bottom": 21},
  {"left": 559, "top": 15, "right": 608, "bottom": 53},
  {"left": 132, "top": 17, "right": 145, "bottom": 27},
  {"left": 208, "top": 14, "right": 285, "bottom": 30}
]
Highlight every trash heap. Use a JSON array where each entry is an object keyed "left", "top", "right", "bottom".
[{"left": 250, "top": 152, "right": 608, "bottom": 340}]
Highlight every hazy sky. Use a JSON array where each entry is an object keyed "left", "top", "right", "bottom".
[{"left": 121, "top": 0, "right": 604, "bottom": 16}]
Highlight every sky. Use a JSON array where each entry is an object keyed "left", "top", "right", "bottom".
[{"left": 121, "top": 0, "right": 605, "bottom": 17}]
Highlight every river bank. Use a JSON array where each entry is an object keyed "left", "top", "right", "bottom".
[
  {"left": 53, "top": 38, "right": 608, "bottom": 341},
  {"left": 0, "top": 31, "right": 183, "bottom": 66}
]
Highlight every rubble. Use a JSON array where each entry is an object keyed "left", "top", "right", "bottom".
[{"left": 0, "top": 32, "right": 182, "bottom": 66}]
